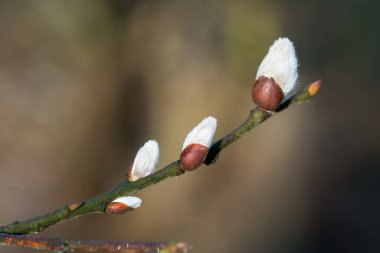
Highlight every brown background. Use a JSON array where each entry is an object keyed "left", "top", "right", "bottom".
[{"left": 0, "top": 1, "right": 379, "bottom": 252}]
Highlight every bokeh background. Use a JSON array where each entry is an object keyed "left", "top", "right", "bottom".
[{"left": 0, "top": 1, "right": 379, "bottom": 252}]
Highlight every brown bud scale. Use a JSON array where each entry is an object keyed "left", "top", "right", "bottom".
[
  {"left": 106, "top": 202, "right": 130, "bottom": 214},
  {"left": 180, "top": 144, "right": 209, "bottom": 171},
  {"left": 252, "top": 76, "right": 284, "bottom": 111}
]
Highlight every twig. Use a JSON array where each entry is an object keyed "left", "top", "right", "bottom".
[
  {"left": 0, "top": 81, "right": 320, "bottom": 235},
  {"left": 0, "top": 233, "right": 190, "bottom": 253}
]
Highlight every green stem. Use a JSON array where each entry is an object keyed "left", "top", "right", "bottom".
[
  {"left": 0, "top": 82, "right": 319, "bottom": 235},
  {"left": 0, "top": 161, "right": 183, "bottom": 234},
  {"left": 204, "top": 108, "right": 271, "bottom": 164}
]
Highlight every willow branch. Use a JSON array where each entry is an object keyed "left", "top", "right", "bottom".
[
  {"left": 0, "top": 233, "right": 190, "bottom": 253},
  {"left": 0, "top": 81, "right": 320, "bottom": 235}
]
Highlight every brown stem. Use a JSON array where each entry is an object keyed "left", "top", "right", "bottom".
[{"left": 0, "top": 233, "right": 190, "bottom": 253}]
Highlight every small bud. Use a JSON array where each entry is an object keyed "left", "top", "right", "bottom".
[
  {"left": 127, "top": 140, "right": 159, "bottom": 181},
  {"left": 253, "top": 37, "right": 298, "bottom": 110},
  {"left": 308, "top": 80, "right": 321, "bottom": 97},
  {"left": 106, "top": 196, "right": 142, "bottom": 214},
  {"left": 180, "top": 116, "right": 217, "bottom": 171},
  {"left": 68, "top": 202, "right": 83, "bottom": 212}
]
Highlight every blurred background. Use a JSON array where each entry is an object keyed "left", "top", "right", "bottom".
[{"left": 0, "top": 0, "right": 379, "bottom": 252}]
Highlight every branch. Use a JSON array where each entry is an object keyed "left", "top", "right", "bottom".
[
  {"left": 0, "top": 233, "right": 190, "bottom": 253},
  {"left": 0, "top": 80, "right": 321, "bottom": 235}
]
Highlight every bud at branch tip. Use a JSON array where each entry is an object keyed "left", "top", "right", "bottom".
[{"left": 308, "top": 80, "right": 321, "bottom": 97}]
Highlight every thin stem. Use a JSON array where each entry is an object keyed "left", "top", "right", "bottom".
[
  {"left": 0, "top": 233, "right": 190, "bottom": 253},
  {"left": 0, "top": 161, "right": 183, "bottom": 234},
  {"left": 0, "top": 81, "right": 320, "bottom": 235},
  {"left": 204, "top": 108, "right": 271, "bottom": 164}
]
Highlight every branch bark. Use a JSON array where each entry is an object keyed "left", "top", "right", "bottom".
[{"left": 0, "top": 233, "right": 190, "bottom": 253}]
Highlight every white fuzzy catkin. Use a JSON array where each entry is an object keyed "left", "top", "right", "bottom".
[
  {"left": 111, "top": 196, "right": 142, "bottom": 209},
  {"left": 182, "top": 116, "right": 217, "bottom": 151},
  {"left": 256, "top": 37, "right": 298, "bottom": 97},
  {"left": 130, "top": 140, "right": 159, "bottom": 181}
]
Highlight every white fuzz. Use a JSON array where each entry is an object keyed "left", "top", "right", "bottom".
[
  {"left": 112, "top": 196, "right": 142, "bottom": 209},
  {"left": 130, "top": 140, "right": 159, "bottom": 181},
  {"left": 256, "top": 37, "right": 298, "bottom": 97},
  {"left": 182, "top": 116, "right": 217, "bottom": 151}
]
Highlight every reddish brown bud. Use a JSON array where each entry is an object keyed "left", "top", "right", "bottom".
[
  {"left": 252, "top": 76, "right": 284, "bottom": 111},
  {"left": 180, "top": 144, "right": 209, "bottom": 171},
  {"left": 105, "top": 202, "right": 130, "bottom": 214}
]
